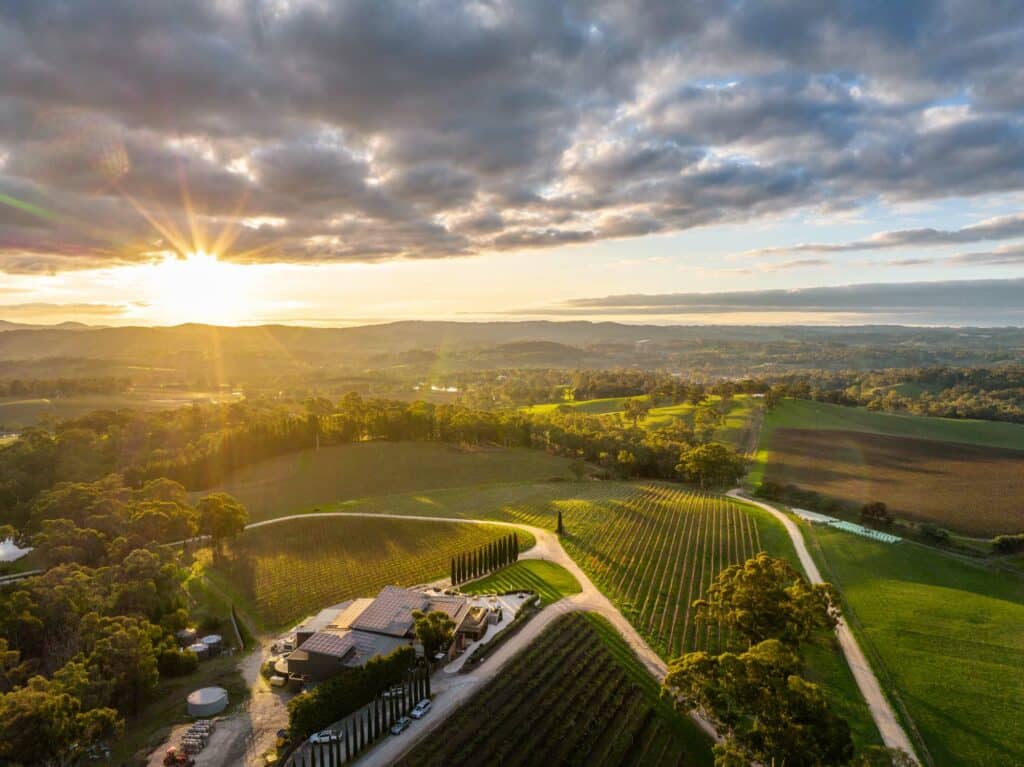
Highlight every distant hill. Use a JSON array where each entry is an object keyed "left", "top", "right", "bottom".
[{"left": 0, "top": 320, "right": 1022, "bottom": 382}]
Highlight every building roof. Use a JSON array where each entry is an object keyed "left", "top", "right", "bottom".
[
  {"left": 328, "top": 598, "right": 374, "bottom": 631},
  {"left": 298, "top": 631, "right": 357, "bottom": 660},
  {"left": 350, "top": 586, "right": 429, "bottom": 637},
  {"left": 295, "top": 628, "right": 409, "bottom": 667},
  {"left": 294, "top": 601, "right": 353, "bottom": 634},
  {"left": 426, "top": 594, "right": 470, "bottom": 623}
]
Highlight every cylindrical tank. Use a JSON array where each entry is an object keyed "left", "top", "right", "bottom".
[
  {"left": 201, "top": 634, "right": 223, "bottom": 655},
  {"left": 188, "top": 642, "right": 209, "bottom": 659},
  {"left": 187, "top": 686, "right": 228, "bottom": 717}
]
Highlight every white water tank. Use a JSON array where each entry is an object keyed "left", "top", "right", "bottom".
[{"left": 187, "top": 686, "right": 228, "bottom": 717}]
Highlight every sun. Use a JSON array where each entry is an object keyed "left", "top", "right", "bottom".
[{"left": 142, "top": 251, "right": 256, "bottom": 325}]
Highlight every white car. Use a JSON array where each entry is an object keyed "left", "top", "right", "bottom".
[
  {"left": 309, "top": 729, "right": 342, "bottom": 744},
  {"left": 269, "top": 675, "right": 287, "bottom": 687},
  {"left": 390, "top": 717, "right": 411, "bottom": 735},
  {"left": 410, "top": 699, "right": 432, "bottom": 719}
]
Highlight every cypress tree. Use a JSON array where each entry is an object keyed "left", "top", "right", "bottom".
[
  {"left": 311, "top": 744, "right": 319, "bottom": 767},
  {"left": 332, "top": 737, "right": 340, "bottom": 767},
  {"left": 557, "top": 510, "right": 564, "bottom": 535},
  {"left": 513, "top": 532, "right": 519, "bottom": 559},
  {"left": 345, "top": 720, "right": 352, "bottom": 761},
  {"left": 450, "top": 557, "right": 456, "bottom": 585},
  {"left": 426, "top": 666, "right": 432, "bottom": 697}
]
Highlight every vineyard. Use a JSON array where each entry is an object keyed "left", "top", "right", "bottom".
[
  {"left": 395, "top": 612, "right": 711, "bottom": 767},
  {"left": 209, "top": 517, "right": 534, "bottom": 628},
  {"left": 561, "top": 485, "right": 763, "bottom": 658},
  {"left": 316, "top": 481, "right": 776, "bottom": 658}
]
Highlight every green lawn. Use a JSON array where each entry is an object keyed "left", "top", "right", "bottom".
[
  {"left": 461, "top": 559, "right": 581, "bottom": 604},
  {"left": 807, "top": 525, "right": 1024, "bottom": 767},
  {"left": 522, "top": 395, "right": 639, "bottom": 416},
  {"left": 200, "top": 441, "right": 574, "bottom": 521}
]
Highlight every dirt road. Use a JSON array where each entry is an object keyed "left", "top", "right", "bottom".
[{"left": 726, "top": 490, "right": 918, "bottom": 761}]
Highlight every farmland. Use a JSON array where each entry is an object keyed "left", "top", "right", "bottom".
[
  {"left": 0, "top": 388, "right": 236, "bottom": 429},
  {"left": 396, "top": 612, "right": 712, "bottom": 767},
  {"left": 208, "top": 516, "right": 534, "bottom": 629},
  {"left": 765, "top": 428, "right": 1024, "bottom": 535},
  {"left": 201, "top": 441, "right": 574, "bottom": 521},
  {"left": 461, "top": 559, "right": 581, "bottom": 604},
  {"left": 750, "top": 399, "right": 1024, "bottom": 535},
  {"left": 523, "top": 394, "right": 759, "bottom": 450},
  {"left": 808, "top": 524, "right": 1024, "bottom": 767}
]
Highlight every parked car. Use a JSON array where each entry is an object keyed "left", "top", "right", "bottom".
[
  {"left": 309, "top": 729, "right": 342, "bottom": 744},
  {"left": 269, "top": 675, "right": 288, "bottom": 687},
  {"left": 383, "top": 685, "right": 404, "bottom": 698},
  {"left": 390, "top": 717, "right": 411, "bottom": 735},
  {"left": 410, "top": 699, "right": 432, "bottom": 719}
]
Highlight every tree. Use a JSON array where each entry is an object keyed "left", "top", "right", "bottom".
[
  {"left": 860, "top": 501, "right": 892, "bottom": 526},
  {"left": 694, "top": 553, "right": 840, "bottom": 649},
  {"left": 557, "top": 510, "right": 564, "bottom": 535},
  {"left": 197, "top": 493, "right": 248, "bottom": 553},
  {"left": 663, "top": 640, "right": 854, "bottom": 767},
  {"left": 569, "top": 458, "right": 586, "bottom": 481},
  {"left": 676, "top": 443, "right": 746, "bottom": 489},
  {"left": 0, "top": 676, "right": 122, "bottom": 766},
  {"left": 623, "top": 398, "right": 652, "bottom": 427},
  {"left": 411, "top": 610, "right": 455, "bottom": 659}
]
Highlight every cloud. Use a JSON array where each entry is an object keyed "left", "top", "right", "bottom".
[
  {"left": 0, "top": 1, "right": 1023, "bottom": 272},
  {"left": 0, "top": 302, "right": 131, "bottom": 322},
  {"left": 538, "top": 278, "right": 1024, "bottom": 322},
  {"left": 749, "top": 212, "right": 1024, "bottom": 258}
]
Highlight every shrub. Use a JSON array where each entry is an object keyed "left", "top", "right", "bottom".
[
  {"left": 158, "top": 648, "right": 199, "bottom": 677},
  {"left": 992, "top": 533, "right": 1024, "bottom": 554}
]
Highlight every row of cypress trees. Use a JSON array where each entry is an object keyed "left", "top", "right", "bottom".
[
  {"left": 449, "top": 532, "right": 519, "bottom": 585},
  {"left": 297, "top": 666, "right": 431, "bottom": 766}
]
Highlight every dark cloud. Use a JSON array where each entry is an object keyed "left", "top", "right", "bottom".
[{"left": 0, "top": 0, "right": 1023, "bottom": 272}]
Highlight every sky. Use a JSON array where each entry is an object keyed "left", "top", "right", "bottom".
[{"left": 1, "top": 0, "right": 1024, "bottom": 327}]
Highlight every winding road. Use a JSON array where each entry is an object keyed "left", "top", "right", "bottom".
[
  {"left": 191, "top": 496, "right": 916, "bottom": 765},
  {"left": 727, "top": 490, "right": 918, "bottom": 760}
]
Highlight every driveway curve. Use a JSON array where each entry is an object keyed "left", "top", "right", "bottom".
[
  {"left": 247, "top": 511, "right": 718, "bottom": 766},
  {"left": 727, "top": 490, "right": 918, "bottom": 761}
]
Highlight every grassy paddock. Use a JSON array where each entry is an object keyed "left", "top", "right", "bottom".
[
  {"left": 461, "top": 559, "right": 581, "bottom": 604},
  {"left": 807, "top": 524, "right": 1024, "bottom": 767},
  {"left": 211, "top": 516, "right": 534, "bottom": 630},
  {"left": 202, "top": 441, "right": 574, "bottom": 521},
  {"left": 396, "top": 611, "right": 713, "bottom": 767}
]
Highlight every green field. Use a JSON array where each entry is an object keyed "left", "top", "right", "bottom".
[
  {"left": 760, "top": 399, "right": 1024, "bottom": 451},
  {"left": 461, "top": 559, "right": 581, "bottom": 604},
  {"left": 396, "top": 612, "right": 713, "bottom": 767},
  {"left": 202, "top": 441, "right": 574, "bottom": 521},
  {"left": 523, "top": 394, "right": 758, "bottom": 450},
  {"left": 0, "top": 388, "right": 233, "bottom": 429},
  {"left": 209, "top": 516, "right": 535, "bottom": 629},
  {"left": 807, "top": 524, "right": 1024, "bottom": 767}
]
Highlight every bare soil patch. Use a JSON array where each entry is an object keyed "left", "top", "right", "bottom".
[{"left": 765, "top": 428, "right": 1024, "bottom": 536}]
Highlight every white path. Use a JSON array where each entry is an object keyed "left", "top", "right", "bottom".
[{"left": 727, "top": 490, "right": 919, "bottom": 761}]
